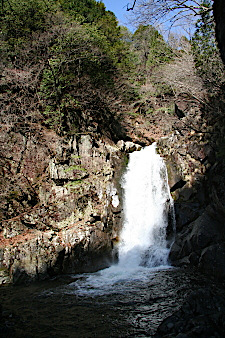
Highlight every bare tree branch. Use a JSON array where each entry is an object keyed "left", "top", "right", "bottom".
[
  {"left": 127, "top": 0, "right": 137, "bottom": 11},
  {"left": 126, "top": 0, "right": 213, "bottom": 28}
]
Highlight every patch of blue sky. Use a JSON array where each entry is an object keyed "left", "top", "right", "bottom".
[
  {"left": 98, "top": 0, "right": 196, "bottom": 39},
  {"left": 98, "top": 0, "right": 135, "bottom": 30}
]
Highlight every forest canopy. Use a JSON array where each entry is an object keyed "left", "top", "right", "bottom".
[
  {"left": 0, "top": 0, "right": 224, "bottom": 138},
  {"left": 0, "top": 0, "right": 176, "bottom": 135}
]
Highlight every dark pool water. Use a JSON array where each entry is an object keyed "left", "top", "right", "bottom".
[{"left": 0, "top": 266, "right": 223, "bottom": 338}]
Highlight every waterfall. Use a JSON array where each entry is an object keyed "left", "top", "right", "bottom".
[
  {"left": 118, "top": 143, "right": 174, "bottom": 268},
  {"left": 67, "top": 143, "right": 175, "bottom": 296}
]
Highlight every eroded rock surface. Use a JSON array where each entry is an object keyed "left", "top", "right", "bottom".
[
  {"left": 157, "top": 123, "right": 225, "bottom": 279},
  {"left": 155, "top": 287, "right": 225, "bottom": 338},
  {"left": 0, "top": 126, "right": 129, "bottom": 284}
]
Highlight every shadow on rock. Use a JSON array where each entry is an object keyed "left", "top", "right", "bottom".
[{"left": 154, "top": 287, "right": 225, "bottom": 338}]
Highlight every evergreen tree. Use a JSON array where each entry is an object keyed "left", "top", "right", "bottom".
[
  {"left": 191, "top": 0, "right": 224, "bottom": 90},
  {"left": 59, "top": 0, "right": 106, "bottom": 24},
  {"left": 131, "top": 25, "right": 174, "bottom": 84}
]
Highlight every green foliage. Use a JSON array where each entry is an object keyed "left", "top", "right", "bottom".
[
  {"left": 64, "top": 180, "right": 84, "bottom": 189},
  {"left": 128, "top": 25, "right": 174, "bottom": 85},
  {"left": 156, "top": 104, "right": 175, "bottom": 114},
  {"left": 0, "top": 0, "right": 57, "bottom": 66},
  {"left": 191, "top": 0, "right": 224, "bottom": 90},
  {"left": 59, "top": 0, "right": 106, "bottom": 24},
  {"left": 0, "top": 0, "right": 127, "bottom": 69},
  {"left": 64, "top": 165, "right": 86, "bottom": 172},
  {"left": 39, "top": 22, "right": 118, "bottom": 132},
  {"left": 64, "top": 179, "right": 90, "bottom": 191},
  {"left": 1, "top": 0, "right": 54, "bottom": 40},
  {"left": 153, "top": 82, "right": 174, "bottom": 97},
  {"left": 59, "top": 0, "right": 121, "bottom": 48},
  {"left": 0, "top": 0, "right": 175, "bottom": 135}
]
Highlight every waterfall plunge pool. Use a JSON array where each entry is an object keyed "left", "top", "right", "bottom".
[
  {"left": 0, "top": 268, "right": 217, "bottom": 337},
  {"left": 61, "top": 143, "right": 175, "bottom": 298},
  {"left": 1, "top": 144, "right": 223, "bottom": 337}
]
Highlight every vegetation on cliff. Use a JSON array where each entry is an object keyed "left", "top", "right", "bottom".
[
  {"left": 1, "top": 0, "right": 132, "bottom": 136},
  {"left": 1, "top": 0, "right": 225, "bottom": 283},
  {"left": 1, "top": 0, "right": 224, "bottom": 223},
  {"left": 0, "top": 0, "right": 184, "bottom": 137}
]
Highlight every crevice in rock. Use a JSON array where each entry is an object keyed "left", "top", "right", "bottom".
[{"left": 170, "top": 179, "right": 186, "bottom": 193}]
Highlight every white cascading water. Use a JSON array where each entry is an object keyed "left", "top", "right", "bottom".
[
  {"left": 118, "top": 143, "right": 173, "bottom": 269},
  {"left": 65, "top": 143, "right": 174, "bottom": 295}
]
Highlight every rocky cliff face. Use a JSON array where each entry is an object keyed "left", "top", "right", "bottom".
[
  {"left": 1, "top": 89, "right": 174, "bottom": 286},
  {"left": 157, "top": 115, "right": 225, "bottom": 279},
  {"left": 1, "top": 95, "right": 224, "bottom": 284},
  {"left": 0, "top": 123, "right": 141, "bottom": 284}
]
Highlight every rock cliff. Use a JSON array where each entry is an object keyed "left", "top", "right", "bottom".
[
  {"left": 157, "top": 113, "right": 225, "bottom": 279},
  {"left": 0, "top": 124, "right": 134, "bottom": 284},
  {"left": 1, "top": 88, "right": 225, "bottom": 284}
]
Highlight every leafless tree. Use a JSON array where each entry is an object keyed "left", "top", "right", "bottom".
[
  {"left": 127, "top": 0, "right": 212, "bottom": 29},
  {"left": 152, "top": 39, "right": 206, "bottom": 102},
  {"left": 127, "top": 0, "right": 137, "bottom": 10}
]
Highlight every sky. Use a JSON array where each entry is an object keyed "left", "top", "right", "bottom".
[
  {"left": 99, "top": 1, "right": 196, "bottom": 38},
  {"left": 99, "top": 0, "right": 134, "bottom": 27}
]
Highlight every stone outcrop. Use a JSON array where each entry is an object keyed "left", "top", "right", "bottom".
[
  {"left": 1, "top": 96, "right": 224, "bottom": 284},
  {"left": 155, "top": 287, "right": 225, "bottom": 337},
  {"left": 0, "top": 126, "right": 132, "bottom": 284},
  {"left": 116, "top": 140, "right": 142, "bottom": 153},
  {"left": 157, "top": 126, "right": 225, "bottom": 279}
]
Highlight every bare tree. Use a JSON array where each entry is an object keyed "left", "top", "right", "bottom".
[
  {"left": 127, "top": 0, "right": 137, "bottom": 10},
  {"left": 127, "top": 0, "right": 212, "bottom": 28},
  {"left": 153, "top": 39, "right": 206, "bottom": 102}
]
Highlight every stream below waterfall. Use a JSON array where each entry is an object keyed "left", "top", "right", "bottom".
[
  {"left": 1, "top": 144, "right": 225, "bottom": 337},
  {"left": 0, "top": 268, "right": 219, "bottom": 338}
]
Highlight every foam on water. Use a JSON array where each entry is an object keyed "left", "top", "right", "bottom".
[
  {"left": 65, "top": 143, "right": 174, "bottom": 296},
  {"left": 118, "top": 143, "right": 173, "bottom": 269}
]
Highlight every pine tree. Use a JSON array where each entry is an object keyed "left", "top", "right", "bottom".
[
  {"left": 191, "top": 0, "right": 224, "bottom": 91},
  {"left": 132, "top": 25, "right": 173, "bottom": 84}
]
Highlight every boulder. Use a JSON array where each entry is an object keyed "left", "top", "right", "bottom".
[
  {"left": 169, "top": 206, "right": 225, "bottom": 278},
  {"left": 154, "top": 288, "right": 225, "bottom": 337},
  {"left": 199, "top": 243, "right": 225, "bottom": 279},
  {"left": 117, "top": 140, "right": 142, "bottom": 153},
  {"left": 125, "top": 141, "right": 142, "bottom": 152},
  {"left": 116, "top": 140, "right": 125, "bottom": 152}
]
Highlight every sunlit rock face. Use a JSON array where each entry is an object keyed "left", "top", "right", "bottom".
[{"left": 0, "top": 129, "right": 129, "bottom": 284}]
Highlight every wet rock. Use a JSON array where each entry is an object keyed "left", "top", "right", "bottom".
[
  {"left": 158, "top": 131, "right": 225, "bottom": 280},
  {"left": 199, "top": 243, "right": 225, "bottom": 279},
  {"left": 170, "top": 179, "right": 186, "bottom": 193},
  {"left": 125, "top": 141, "right": 136, "bottom": 152},
  {"left": 154, "top": 288, "right": 225, "bottom": 338},
  {"left": 174, "top": 201, "right": 203, "bottom": 230},
  {"left": 170, "top": 204, "right": 225, "bottom": 278},
  {"left": 0, "top": 268, "right": 11, "bottom": 285}
]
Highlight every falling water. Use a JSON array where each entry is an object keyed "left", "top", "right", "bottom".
[
  {"left": 118, "top": 142, "right": 174, "bottom": 269},
  {"left": 61, "top": 143, "right": 175, "bottom": 296},
  {"left": 1, "top": 145, "right": 221, "bottom": 338}
]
